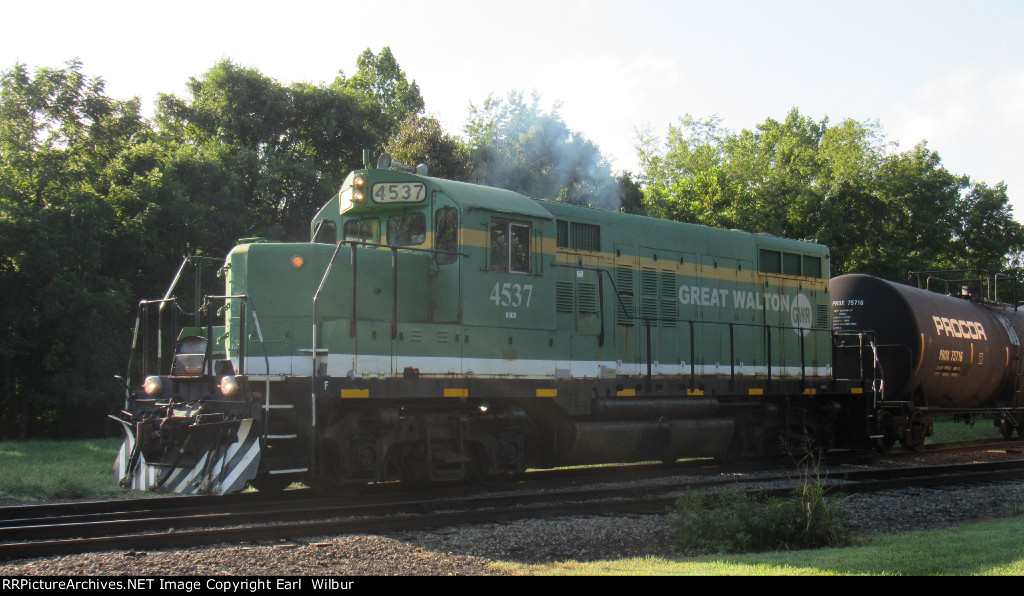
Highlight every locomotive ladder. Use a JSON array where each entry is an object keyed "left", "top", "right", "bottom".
[
  {"left": 236, "top": 296, "right": 308, "bottom": 480},
  {"left": 257, "top": 376, "right": 309, "bottom": 479}
]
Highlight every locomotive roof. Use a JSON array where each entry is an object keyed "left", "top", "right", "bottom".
[
  {"left": 418, "top": 175, "right": 554, "bottom": 220},
  {"left": 336, "top": 169, "right": 826, "bottom": 255}
]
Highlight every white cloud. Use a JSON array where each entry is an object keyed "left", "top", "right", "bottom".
[{"left": 883, "top": 68, "right": 1024, "bottom": 214}]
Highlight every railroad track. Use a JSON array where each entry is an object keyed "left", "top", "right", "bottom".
[{"left": 3, "top": 444, "right": 1023, "bottom": 562}]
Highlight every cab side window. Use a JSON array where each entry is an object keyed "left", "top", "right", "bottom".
[
  {"left": 489, "top": 220, "right": 530, "bottom": 273},
  {"left": 313, "top": 220, "right": 337, "bottom": 244},
  {"left": 435, "top": 206, "right": 458, "bottom": 265}
]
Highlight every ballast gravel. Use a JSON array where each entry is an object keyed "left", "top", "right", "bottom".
[{"left": 2, "top": 449, "right": 1023, "bottom": 576}]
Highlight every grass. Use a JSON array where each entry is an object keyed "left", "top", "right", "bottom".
[
  {"left": 0, "top": 437, "right": 137, "bottom": 502},
  {"left": 518, "top": 515, "right": 1024, "bottom": 575},
  {"left": 930, "top": 415, "right": 1006, "bottom": 442}
]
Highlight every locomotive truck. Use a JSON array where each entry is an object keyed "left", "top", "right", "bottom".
[{"left": 112, "top": 154, "right": 1023, "bottom": 494}]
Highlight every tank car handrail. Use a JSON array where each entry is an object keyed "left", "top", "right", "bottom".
[
  {"left": 909, "top": 269, "right": 992, "bottom": 301},
  {"left": 994, "top": 273, "right": 1019, "bottom": 310}
]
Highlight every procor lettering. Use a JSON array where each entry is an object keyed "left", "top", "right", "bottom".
[
  {"left": 678, "top": 285, "right": 793, "bottom": 313},
  {"left": 932, "top": 316, "right": 987, "bottom": 340}
]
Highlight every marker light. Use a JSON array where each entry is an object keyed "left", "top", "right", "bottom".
[{"left": 290, "top": 255, "right": 305, "bottom": 269}]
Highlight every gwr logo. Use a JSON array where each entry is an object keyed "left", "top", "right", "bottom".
[
  {"left": 932, "top": 316, "right": 988, "bottom": 340},
  {"left": 792, "top": 294, "right": 813, "bottom": 336}
]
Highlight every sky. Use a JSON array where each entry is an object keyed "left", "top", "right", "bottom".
[{"left": 4, "top": 0, "right": 1023, "bottom": 218}]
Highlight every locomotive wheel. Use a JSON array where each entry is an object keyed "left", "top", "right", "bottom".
[
  {"left": 312, "top": 439, "right": 364, "bottom": 495},
  {"left": 247, "top": 474, "right": 291, "bottom": 493},
  {"left": 390, "top": 442, "right": 430, "bottom": 485},
  {"left": 469, "top": 445, "right": 514, "bottom": 486},
  {"left": 875, "top": 411, "right": 898, "bottom": 454}
]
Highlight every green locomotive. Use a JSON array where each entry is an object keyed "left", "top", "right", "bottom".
[{"left": 114, "top": 155, "right": 872, "bottom": 494}]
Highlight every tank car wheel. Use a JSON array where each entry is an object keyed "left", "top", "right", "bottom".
[
  {"left": 998, "top": 417, "right": 1016, "bottom": 440},
  {"left": 899, "top": 411, "right": 928, "bottom": 451}
]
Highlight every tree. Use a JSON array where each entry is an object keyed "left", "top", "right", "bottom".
[
  {"left": 156, "top": 51, "right": 423, "bottom": 243},
  {"left": 384, "top": 113, "right": 474, "bottom": 181},
  {"left": 338, "top": 47, "right": 425, "bottom": 145},
  {"left": 0, "top": 61, "right": 151, "bottom": 438},
  {"left": 465, "top": 91, "right": 624, "bottom": 210},
  {"left": 636, "top": 108, "right": 1023, "bottom": 280}
]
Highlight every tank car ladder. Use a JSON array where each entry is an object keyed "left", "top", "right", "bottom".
[{"left": 836, "top": 331, "right": 888, "bottom": 444}]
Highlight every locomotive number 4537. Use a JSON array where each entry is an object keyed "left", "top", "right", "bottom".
[{"left": 490, "top": 282, "right": 534, "bottom": 308}]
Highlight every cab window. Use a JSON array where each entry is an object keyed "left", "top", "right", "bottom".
[
  {"left": 343, "top": 218, "right": 380, "bottom": 243},
  {"left": 387, "top": 212, "right": 426, "bottom": 246},
  {"left": 435, "top": 206, "right": 458, "bottom": 265},
  {"left": 490, "top": 220, "right": 531, "bottom": 273},
  {"left": 313, "top": 220, "right": 337, "bottom": 244}
]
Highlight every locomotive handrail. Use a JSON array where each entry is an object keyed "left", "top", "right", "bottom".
[
  {"left": 308, "top": 240, "right": 473, "bottom": 472},
  {"left": 206, "top": 293, "right": 272, "bottom": 379},
  {"left": 158, "top": 256, "right": 224, "bottom": 375},
  {"left": 549, "top": 261, "right": 830, "bottom": 391},
  {"left": 128, "top": 296, "right": 209, "bottom": 388}
]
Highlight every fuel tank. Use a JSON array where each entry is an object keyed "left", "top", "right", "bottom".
[{"left": 831, "top": 274, "right": 1023, "bottom": 410}]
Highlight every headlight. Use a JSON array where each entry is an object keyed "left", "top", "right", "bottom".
[
  {"left": 220, "top": 375, "right": 240, "bottom": 396},
  {"left": 143, "top": 376, "right": 164, "bottom": 396},
  {"left": 352, "top": 174, "right": 366, "bottom": 188}
]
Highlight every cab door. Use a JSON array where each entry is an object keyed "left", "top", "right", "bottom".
[
  {"left": 429, "top": 191, "right": 462, "bottom": 375},
  {"left": 431, "top": 192, "right": 461, "bottom": 323}
]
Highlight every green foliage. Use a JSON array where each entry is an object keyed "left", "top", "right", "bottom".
[
  {"left": 155, "top": 58, "right": 392, "bottom": 243},
  {"left": 385, "top": 113, "right": 474, "bottom": 181},
  {"left": 0, "top": 61, "right": 149, "bottom": 439},
  {"left": 669, "top": 465, "right": 849, "bottom": 554},
  {"left": 528, "top": 515, "right": 1024, "bottom": 575},
  {"left": 0, "top": 49, "right": 425, "bottom": 439},
  {"left": 639, "top": 108, "right": 1024, "bottom": 279},
  {"left": 464, "top": 91, "right": 623, "bottom": 210},
  {"left": 340, "top": 47, "right": 425, "bottom": 141}
]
